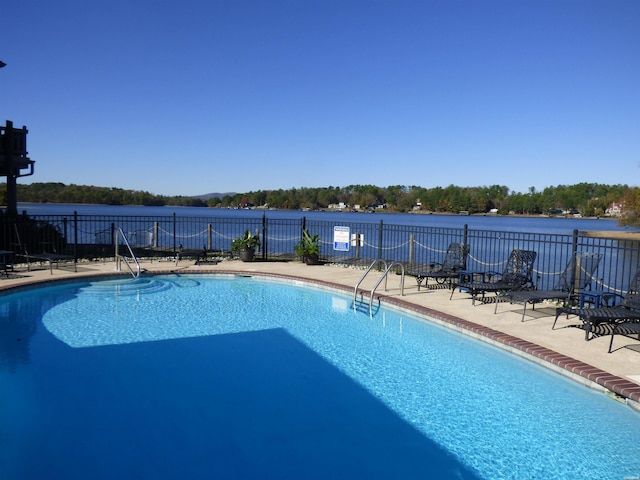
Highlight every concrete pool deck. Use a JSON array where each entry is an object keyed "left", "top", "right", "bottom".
[{"left": 3, "top": 257, "right": 640, "bottom": 407}]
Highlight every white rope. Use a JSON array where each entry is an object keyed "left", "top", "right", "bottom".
[
  {"left": 468, "top": 254, "right": 506, "bottom": 268},
  {"left": 532, "top": 268, "right": 564, "bottom": 277},
  {"left": 267, "top": 234, "right": 300, "bottom": 242},
  {"left": 591, "top": 278, "right": 624, "bottom": 295},
  {"left": 412, "top": 240, "right": 447, "bottom": 254},
  {"left": 379, "top": 240, "right": 411, "bottom": 251},
  {"left": 158, "top": 226, "right": 210, "bottom": 240},
  {"left": 78, "top": 225, "right": 106, "bottom": 235},
  {"left": 208, "top": 227, "right": 237, "bottom": 241}
]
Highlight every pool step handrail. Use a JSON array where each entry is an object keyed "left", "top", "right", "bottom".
[
  {"left": 353, "top": 260, "right": 405, "bottom": 316},
  {"left": 353, "top": 259, "right": 387, "bottom": 304},
  {"left": 368, "top": 261, "right": 405, "bottom": 315},
  {"left": 114, "top": 228, "right": 141, "bottom": 278}
]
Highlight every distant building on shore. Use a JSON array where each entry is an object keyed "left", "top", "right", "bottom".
[{"left": 605, "top": 202, "right": 624, "bottom": 217}]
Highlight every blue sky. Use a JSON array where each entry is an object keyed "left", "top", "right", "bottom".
[{"left": 2, "top": 0, "right": 638, "bottom": 197}]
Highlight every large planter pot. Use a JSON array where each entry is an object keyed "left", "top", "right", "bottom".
[
  {"left": 304, "top": 253, "right": 320, "bottom": 265},
  {"left": 238, "top": 248, "right": 255, "bottom": 262}
]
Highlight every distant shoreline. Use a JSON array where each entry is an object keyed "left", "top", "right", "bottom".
[{"left": 583, "top": 231, "right": 640, "bottom": 241}]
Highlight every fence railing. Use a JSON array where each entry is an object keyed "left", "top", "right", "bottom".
[{"left": 2, "top": 212, "right": 638, "bottom": 294}]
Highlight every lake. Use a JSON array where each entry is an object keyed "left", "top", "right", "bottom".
[{"left": 17, "top": 202, "right": 638, "bottom": 235}]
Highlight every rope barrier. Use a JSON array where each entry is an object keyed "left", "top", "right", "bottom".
[
  {"left": 467, "top": 254, "right": 507, "bottom": 268},
  {"left": 378, "top": 240, "right": 410, "bottom": 251},
  {"left": 412, "top": 240, "right": 447, "bottom": 254},
  {"left": 591, "top": 278, "right": 624, "bottom": 295},
  {"left": 157, "top": 226, "right": 209, "bottom": 240},
  {"left": 268, "top": 234, "right": 299, "bottom": 242},
  {"left": 39, "top": 218, "right": 633, "bottom": 295}
]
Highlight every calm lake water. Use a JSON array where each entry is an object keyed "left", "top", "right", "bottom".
[{"left": 17, "top": 202, "right": 639, "bottom": 235}]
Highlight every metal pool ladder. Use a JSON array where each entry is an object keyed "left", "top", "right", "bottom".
[
  {"left": 115, "top": 228, "right": 141, "bottom": 278},
  {"left": 353, "top": 259, "right": 405, "bottom": 316}
]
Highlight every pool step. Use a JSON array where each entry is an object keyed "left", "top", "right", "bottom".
[{"left": 78, "top": 277, "right": 171, "bottom": 296}]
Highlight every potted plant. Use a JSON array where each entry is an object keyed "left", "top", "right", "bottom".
[
  {"left": 294, "top": 229, "right": 321, "bottom": 265},
  {"left": 231, "top": 230, "right": 260, "bottom": 262}
]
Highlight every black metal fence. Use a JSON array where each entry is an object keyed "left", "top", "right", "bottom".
[{"left": 2, "top": 212, "right": 638, "bottom": 294}]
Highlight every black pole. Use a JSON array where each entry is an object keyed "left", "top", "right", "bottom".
[
  {"left": 173, "top": 212, "right": 177, "bottom": 253},
  {"left": 262, "top": 212, "right": 267, "bottom": 260},
  {"left": 73, "top": 211, "right": 78, "bottom": 269}
]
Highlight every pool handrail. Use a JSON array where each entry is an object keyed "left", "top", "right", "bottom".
[
  {"left": 354, "top": 259, "right": 388, "bottom": 305},
  {"left": 114, "top": 228, "right": 141, "bottom": 278}
]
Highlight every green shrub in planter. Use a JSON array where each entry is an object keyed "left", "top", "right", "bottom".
[
  {"left": 232, "top": 230, "right": 260, "bottom": 261},
  {"left": 294, "top": 229, "right": 321, "bottom": 265}
]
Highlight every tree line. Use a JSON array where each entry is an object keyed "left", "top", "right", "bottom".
[
  {"left": 3, "top": 181, "right": 639, "bottom": 226},
  {"left": 5, "top": 182, "right": 208, "bottom": 208}
]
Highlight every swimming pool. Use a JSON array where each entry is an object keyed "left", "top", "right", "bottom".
[{"left": 1, "top": 274, "right": 639, "bottom": 479}]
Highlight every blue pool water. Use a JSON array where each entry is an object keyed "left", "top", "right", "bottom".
[{"left": 1, "top": 274, "right": 639, "bottom": 479}]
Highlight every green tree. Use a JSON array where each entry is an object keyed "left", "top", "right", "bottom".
[{"left": 620, "top": 188, "right": 640, "bottom": 227}]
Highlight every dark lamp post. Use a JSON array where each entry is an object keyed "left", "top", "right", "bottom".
[{"left": 0, "top": 62, "right": 36, "bottom": 216}]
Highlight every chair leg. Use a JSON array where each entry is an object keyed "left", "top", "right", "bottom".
[
  {"left": 584, "top": 322, "right": 591, "bottom": 341},
  {"left": 608, "top": 328, "right": 616, "bottom": 353}
]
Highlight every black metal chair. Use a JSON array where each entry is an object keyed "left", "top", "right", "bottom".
[
  {"left": 413, "top": 243, "right": 469, "bottom": 290},
  {"left": 554, "top": 266, "right": 640, "bottom": 341},
  {"left": 496, "top": 252, "right": 603, "bottom": 321},
  {"left": 450, "top": 249, "right": 537, "bottom": 305},
  {"left": 609, "top": 313, "right": 640, "bottom": 352}
]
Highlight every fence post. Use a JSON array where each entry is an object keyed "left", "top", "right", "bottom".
[
  {"left": 378, "top": 220, "right": 383, "bottom": 260},
  {"left": 207, "top": 224, "right": 212, "bottom": 251},
  {"left": 73, "top": 211, "right": 78, "bottom": 265},
  {"left": 463, "top": 224, "right": 468, "bottom": 247},
  {"left": 114, "top": 227, "right": 119, "bottom": 270},
  {"left": 173, "top": 213, "right": 177, "bottom": 253},
  {"left": 354, "top": 233, "right": 360, "bottom": 260},
  {"left": 300, "top": 216, "right": 306, "bottom": 258},
  {"left": 63, "top": 216, "right": 68, "bottom": 246},
  {"left": 153, "top": 222, "right": 159, "bottom": 248},
  {"left": 262, "top": 212, "right": 267, "bottom": 260},
  {"left": 409, "top": 233, "right": 415, "bottom": 264},
  {"left": 572, "top": 229, "right": 578, "bottom": 255}
]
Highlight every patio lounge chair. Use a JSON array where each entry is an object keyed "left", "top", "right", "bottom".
[
  {"left": 413, "top": 243, "right": 469, "bottom": 290},
  {"left": 450, "top": 249, "right": 537, "bottom": 305},
  {"left": 608, "top": 313, "right": 640, "bottom": 352},
  {"left": 19, "top": 248, "right": 76, "bottom": 274},
  {"left": 554, "top": 267, "right": 640, "bottom": 341},
  {"left": 13, "top": 225, "right": 76, "bottom": 274},
  {"left": 496, "top": 252, "right": 602, "bottom": 321},
  {"left": 0, "top": 250, "right": 15, "bottom": 277}
]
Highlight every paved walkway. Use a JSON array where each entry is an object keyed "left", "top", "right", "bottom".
[{"left": 3, "top": 257, "right": 640, "bottom": 407}]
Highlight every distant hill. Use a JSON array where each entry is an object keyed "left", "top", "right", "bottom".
[{"left": 193, "top": 192, "right": 236, "bottom": 200}]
